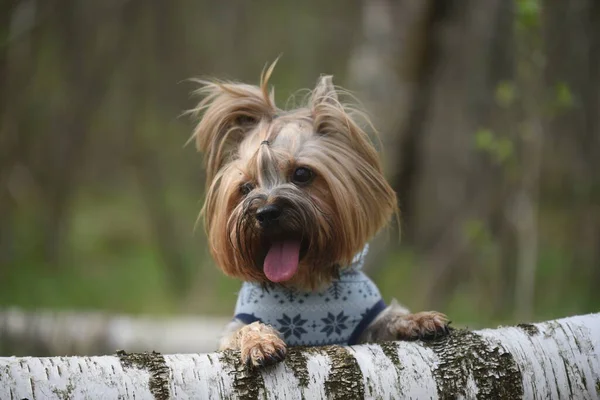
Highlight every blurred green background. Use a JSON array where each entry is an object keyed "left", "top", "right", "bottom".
[{"left": 0, "top": 0, "right": 598, "bottom": 333}]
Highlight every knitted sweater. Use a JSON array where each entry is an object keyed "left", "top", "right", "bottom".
[{"left": 233, "top": 245, "right": 386, "bottom": 346}]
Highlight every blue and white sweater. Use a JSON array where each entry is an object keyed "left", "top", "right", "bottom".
[{"left": 233, "top": 245, "right": 386, "bottom": 346}]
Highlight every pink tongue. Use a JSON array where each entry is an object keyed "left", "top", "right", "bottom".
[{"left": 263, "top": 240, "right": 301, "bottom": 282}]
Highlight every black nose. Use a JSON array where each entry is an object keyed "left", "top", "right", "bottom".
[{"left": 255, "top": 204, "right": 282, "bottom": 226}]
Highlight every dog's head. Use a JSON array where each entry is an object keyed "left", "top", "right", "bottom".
[{"left": 191, "top": 65, "right": 397, "bottom": 289}]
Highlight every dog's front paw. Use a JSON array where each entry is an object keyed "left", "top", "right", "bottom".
[
  {"left": 239, "top": 322, "right": 287, "bottom": 368},
  {"left": 392, "top": 311, "right": 450, "bottom": 341}
]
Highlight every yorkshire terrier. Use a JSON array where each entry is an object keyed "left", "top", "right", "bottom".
[{"left": 191, "top": 63, "right": 449, "bottom": 368}]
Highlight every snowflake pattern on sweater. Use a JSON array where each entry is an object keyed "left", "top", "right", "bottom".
[{"left": 233, "top": 245, "right": 386, "bottom": 346}]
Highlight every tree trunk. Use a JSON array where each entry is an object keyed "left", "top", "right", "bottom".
[
  {"left": 388, "top": 0, "right": 514, "bottom": 310},
  {"left": 1, "top": 313, "right": 599, "bottom": 399},
  {"left": 347, "top": 0, "right": 433, "bottom": 273}
]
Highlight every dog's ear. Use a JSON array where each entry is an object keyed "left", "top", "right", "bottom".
[
  {"left": 190, "top": 77, "right": 276, "bottom": 182},
  {"left": 309, "top": 75, "right": 363, "bottom": 138},
  {"left": 310, "top": 75, "right": 349, "bottom": 138},
  {"left": 311, "top": 75, "right": 338, "bottom": 107},
  {"left": 309, "top": 74, "right": 381, "bottom": 166}
]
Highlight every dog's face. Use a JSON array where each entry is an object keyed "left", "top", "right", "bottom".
[{"left": 192, "top": 67, "right": 397, "bottom": 289}]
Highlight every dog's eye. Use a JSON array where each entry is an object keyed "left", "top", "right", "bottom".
[
  {"left": 240, "top": 182, "right": 254, "bottom": 196},
  {"left": 292, "top": 167, "right": 314, "bottom": 185}
]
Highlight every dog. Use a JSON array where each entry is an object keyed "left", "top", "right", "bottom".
[{"left": 190, "top": 63, "right": 449, "bottom": 368}]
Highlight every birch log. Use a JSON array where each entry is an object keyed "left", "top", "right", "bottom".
[
  {"left": 1, "top": 313, "right": 599, "bottom": 399},
  {"left": 0, "top": 308, "right": 228, "bottom": 356}
]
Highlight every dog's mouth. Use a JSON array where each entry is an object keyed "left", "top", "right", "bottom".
[{"left": 261, "top": 238, "right": 309, "bottom": 283}]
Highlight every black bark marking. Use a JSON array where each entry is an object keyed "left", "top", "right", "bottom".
[
  {"left": 29, "top": 377, "right": 36, "bottom": 400},
  {"left": 322, "top": 345, "right": 364, "bottom": 400},
  {"left": 516, "top": 323, "right": 540, "bottom": 336},
  {"left": 423, "top": 330, "right": 524, "bottom": 399},
  {"left": 117, "top": 350, "right": 170, "bottom": 400},
  {"left": 380, "top": 342, "right": 405, "bottom": 380},
  {"left": 218, "top": 349, "right": 266, "bottom": 400},
  {"left": 50, "top": 382, "right": 74, "bottom": 399},
  {"left": 562, "top": 358, "right": 573, "bottom": 397},
  {"left": 284, "top": 346, "right": 312, "bottom": 388},
  {"left": 379, "top": 341, "right": 401, "bottom": 368}
]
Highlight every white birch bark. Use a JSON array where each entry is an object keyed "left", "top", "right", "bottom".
[
  {"left": 1, "top": 313, "right": 599, "bottom": 399},
  {"left": 0, "top": 308, "right": 229, "bottom": 356}
]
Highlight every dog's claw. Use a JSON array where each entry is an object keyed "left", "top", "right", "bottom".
[
  {"left": 242, "top": 350, "right": 286, "bottom": 369},
  {"left": 394, "top": 311, "right": 451, "bottom": 341},
  {"left": 276, "top": 348, "right": 286, "bottom": 360},
  {"left": 419, "top": 324, "right": 449, "bottom": 341},
  {"left": 266, "top": 354, "right": 278, "bottom": 364},
  {"left": 237, "top": 322, "right": 287, "bottom": 368}
]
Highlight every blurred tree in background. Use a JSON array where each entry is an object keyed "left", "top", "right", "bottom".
[{"left": 0, "top": 0, "right": 598, "bottom": 326}]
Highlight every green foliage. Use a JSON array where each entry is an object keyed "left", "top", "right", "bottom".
[
  {"left": 474, "top": 128, "right": 514, "bottom": 165},
  {"left": 376, "top": 241, "right": 598, "bottom": 328},
  {"left": 374, "top": 248, "right": 419, "bottom": 306},
  {"left": 553, "top": 82, "right": 574, "bottom": 110},
  {"left": 463, "top": 219, "right": 493, "bottom": 247},
  {"left": 474, "top": 128, "right": 495, "bottom": 150},
  {"left": 515, "top": 0, "right": 541, "bottom": 28},
  {"left": 495, "top": 81, "right": 517, "bottom": 108}
]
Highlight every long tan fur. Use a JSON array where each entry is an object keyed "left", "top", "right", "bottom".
[{"left": 192, "top": 64, "right": 398, "bottom": 290}]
